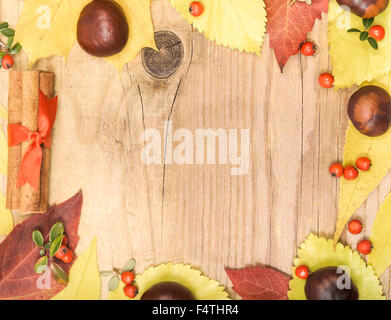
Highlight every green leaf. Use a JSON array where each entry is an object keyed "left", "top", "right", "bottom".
[
  {"left": 43, "top": 243, "right": 51, "bottom": 250},
  {"left": 0, "top": 52, "right": 5, "bottom": 59},
  {"left": 108, "top": 276, "right": 119, "bottom": 292},
  {"left": 363, "top": 18, "right": 374, "bottom": 29},
  {"left": 10, "top": 43, "right": 22, "bottom": 55},
  {"left": 122, "top": 258, "right": 136, "bottom": 271},
  {"left": 0, "top": 22, "right": 8, "bottom": 30},
  {"left": 360, "top": 31, "right": 369, "bottom": 41},
  {"left": 368, "top": 37, "right": 379, "bottom": 50},
  {"left": 49, "top": 222, "right": 64, "bottom": 243},
  {"left": 32, "top": 230, "right": 44, "bottom": 247},
  {"left": 100, "top": 271, "right": 114, "bottom": 277},
  {"left": 6, "top": 36, "right": 13, "bottom": 49},
  {"left": 39, "top": 249, "right": 46, "bottom": 256},
  {"left": 50, "top": 235, "right": 64, "bottom": 258},
  {"left": 347, "top": 28, "right": 361, "bottom": 33},
  {"left": 35, "top": 256, "right": 48, "bottom": 274},
  {"left": 51, "top": 262, "right": 69, "bottom": 284},
  {"left": 1, "top": 28, "right": 14, "bottom": 37}
]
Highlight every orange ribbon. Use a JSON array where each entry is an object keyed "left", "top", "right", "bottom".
[{"left": 8, "top": 90, "right": 58, "bottom": 190}]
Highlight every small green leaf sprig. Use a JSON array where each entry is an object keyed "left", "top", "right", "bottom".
[
  {"left": 348, "top": 18, "right": 379, "bottom": 49},
  {"left": 32, "top": 222, "right": 69, "bottom": 284},
  {"left": 0, "top": 22, "right": 22, "bottom": 68},
  {"left": 101, "top": 258, "right": 136, "bottom": 292}
]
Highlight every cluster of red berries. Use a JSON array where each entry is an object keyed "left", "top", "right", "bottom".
[
  {"left": 295, "top": 219, "right": 372, "bottom": 280},
  {"left": 329, "top": 157, "right": 371, "bottom": 180},
  {"left": 121, "top": 271, "right": 138, "bottom": 298},
  {"left": 54, "top": 235, "right": 74, "bottom": 264},
  {"left": 189, "top": 1, "right": 204, "bottom": 17},
  {"left": 299, "top": 41, "right": 335, "bottom": 89}
]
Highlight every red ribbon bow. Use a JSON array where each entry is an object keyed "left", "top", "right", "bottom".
[{"left": 8, "top": 90, "right": 58, "bottom": 190}]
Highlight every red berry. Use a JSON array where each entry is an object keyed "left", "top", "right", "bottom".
[
  {"left": 329, "top": 163, "right": 344, "bottom": 178},
  {"left": 295, "top": 265, "right": 310, "bottom": 279},
  {"left": 369, "top": 25, "right": 385, "bottom": 41},
  {"left": 357, "top": 240, "right": 372, "bottom": 255},
  {"left": 319, "top": 73, "right": 334, "bottom": 88},
  {"left": 343, "top": 166, "right": 359, "bottom": 180},
  {"left": 121, "top": 271, "right": 135, "bottom": 285},
  {"left": 62, "top": 249, "right": 74, "bottom": 263},
  {"left": 62, "top": 235, "right": 69, "bottom": 246},
  {"left": 300, "top": 41, "right": 316, "bottom": 56},
  {"left": 123, "top": 284, "right": 138, "bottom": 298},
  {"left": 189, "top": 1, "right": 204, "bottom": 17},
  {"left": 348, "top": 219, "right": 363, "bottom": 234},
  {"left": 54, "top": 245, "right": 68, "bottom": 260},
  {"left": 356, "top": 157, "right": 371, "bottom": 171},
  {"left": 1, "top": 54, "right": 14, "bottom": 69}
]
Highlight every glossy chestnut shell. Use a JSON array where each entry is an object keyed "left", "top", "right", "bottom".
[
  {"left": 336, "top": 0, "right": 389, "bottom": 18},
  {"left": 305, "top": 267, "right": 359, "bottom": 300},
  {"left": 348, "top": 85, "right": 391, "bottom": 137},
  {"left": 77, "top": 0, "right": 129, "bottom": 57},
  {"left": 140, "top": 281, "right": 195, "bottom": 300}
]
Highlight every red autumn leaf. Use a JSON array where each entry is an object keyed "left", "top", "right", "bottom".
[
  {"left": 265, "top": 0, "right": 328, "bottom": 71},
  {"left": 225, "top": 266, "right": 291, "bottom": 300},
  {"left": 0, "top": 192, "right": 82, "bottom": 300}
]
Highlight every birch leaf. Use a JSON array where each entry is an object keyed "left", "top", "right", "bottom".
[
  {"left": 15, "top": 0, "right": 156, "bottom": 73},
  {"left": 169, "top": 0, "right": 267, "bottom": 54},
  {"left": 368, "top": 192, "right": 391, "bottom": 276},
  {"left": 328, "top": 0, "right": 391, "bottom": 88},
  {"left": 52, "top": 237, "right": 100, "bottom": 300},
  {"left": 0, "top": 193, "right": 13, "bottom": 236},
  {"left": 334, "top": 74, "right": 391, "bottom": 243}
]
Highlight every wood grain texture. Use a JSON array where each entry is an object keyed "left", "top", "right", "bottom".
[{"left": 0, "top": 0, "right": 390, "bottom": 299}]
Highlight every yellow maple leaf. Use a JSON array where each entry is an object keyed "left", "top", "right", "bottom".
[
  {"left": 328, "top": 0, "right": 391, "bottom": 88},
  {"left": 169, "top": 0, "right": 267, "bottom": 54},
  {"left": 110, "top": 263, "right": 229, "bottom": 300},
  {"left": 368, "top": 192, "right": 391, "bottom": 276},
  {"left": 15, "top": 0, "right": 156, "bottom": 73},
  {"left": 334, "top": 74, "right": 391, "bottom": 243},
  {"left": 289, "top": 234, "right": 384, "bottom": 300},
  {"left": 0, "top": 192, "right": 13, "bottom": 236},
  {"left": 52, "top": 238, "right": 100, "bottom": 300}
]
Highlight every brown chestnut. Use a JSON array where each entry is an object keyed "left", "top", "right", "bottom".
[
  {"left": 305, "top": 267, "right": 359, "bottom": 300},
  {"left": 348, "top": 85, "right": 391, "bottom": 137},
  {"left": 77, "top": 0, "right": 129, "bottom": 57},
  {"left": 336, "top": 0, "right": 389, "bottom": 18},
  {"left": 140, "top": 281, "right": 195, "bottom": 300}
]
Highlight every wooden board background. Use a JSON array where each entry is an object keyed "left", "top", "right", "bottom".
[{"left": 1, "top": 0, "right": 390, "bottom": 299}]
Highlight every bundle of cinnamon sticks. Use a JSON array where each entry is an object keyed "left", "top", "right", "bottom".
[{"left": 6, "top": 71, "right": 54, "bottom": 213}]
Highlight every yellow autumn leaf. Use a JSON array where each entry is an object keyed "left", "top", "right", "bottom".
[
  {"left": 16, "top": 0, "right": 156, "bottom": 73},
  {"left": 52, "top": 237, "right": 100, "bottom": 300},
  {"left": 0, "top": 104, "right": 7, "bottom": 120},
  {"left": 368, "top": 192, "right": 391, "bottom": 276},
  {"left": 0, "top": 192, "right": 13, "bottom": 236},
  {"left": 15, "top": 0, "right": 90, "bottom": 64},
  {"left": 289, "top": 234, "right": 384, "bottom": 300},
  {"left": 334, "top": 74, "right": 391, "bottom": 243},
  {"left": 110, "top": 263, "right": 229, "bottom": 300},
  {"left": 328, "top": 0, "right": 391, "bottom": 88},
  {"left": 169, "top": 0, "right": 267, "bottom": 54}
]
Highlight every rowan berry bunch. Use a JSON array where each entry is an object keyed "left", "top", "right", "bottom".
[
  {"left": 348, "top": 18, "right": 385, "bottom": 50},
  {"left": 32, "top": 222, "right": 73, "bottom": 284},
  {"left": 0, "top": 22, "right": 22, "bottom": 70},
  {"left": 101, "top": 258, "right": 138, "bottom": 298}
]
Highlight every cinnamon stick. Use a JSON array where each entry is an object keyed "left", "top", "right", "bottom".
[{"left": 6, "top": 71, "right": 55, "bottom": 214}]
